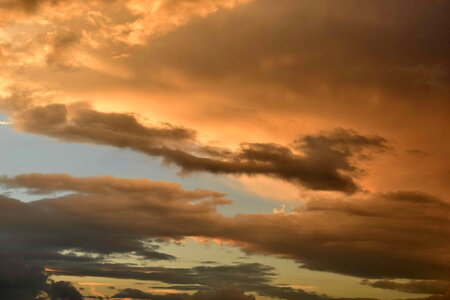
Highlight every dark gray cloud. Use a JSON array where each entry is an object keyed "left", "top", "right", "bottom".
[
  {"left": 47, "top": 281, "right": 82, "bottom": 300},
  {"left": 0, "top": 174, "right": 225, "bottom": 260},
  {"left": 0, "top": 252, "right": 82, "bottom": 300},
  {"left": 361, "top": 279, "right": 450, "bottom": 295},
  {"left": 1, "top": 173, "right": 449, "bottom": 282},
  {"left": 0, "top": 248, "right": 359, "bottom": 300},
  {"left": 44, "top": 262, "right": 274, "bottom": 287},
  {"left": 4, "top": 100, "right": 388, "bottom": 193},
  {"left": 112, "top": 287, "right": 255, "bottom": 300},
  {"left": 0, "top": 253, "right": 47, "bottom": 300},
  {"left": 189, "top": 287, "right": 256, "bottom": 300},
  {"left": 226, "top": 191, "right": 450, "bottom": 279}
]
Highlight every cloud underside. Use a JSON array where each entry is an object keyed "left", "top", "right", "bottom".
[
  {"left": 361, "top": 279, "right": 450, "bottom": 296},
  {"left": 1, "top": 173, "right": 449, "bottom": 283},
  {"left": 1, "top": 100, "right": 388, "bottom": 194}
]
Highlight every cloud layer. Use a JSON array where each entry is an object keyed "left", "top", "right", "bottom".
[
  {"left": 1, "top": 173, "right": 449, "bottom": 282},
  {"left": 2, "top": 100, "right": 388, "bottom": 193}
]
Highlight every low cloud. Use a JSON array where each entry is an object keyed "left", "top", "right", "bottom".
[
  {"left": 1, "top": 173, "right": 449, "bottom": 281},
  {"left": 112, "top": 286, "right": 255, "bottom": 300},
  {"left": 0, "top": 253, "right": 47, "bottom": 300},
  {"left": 0, "top": 252, "right": 82, "bottom": 300},
  {"left": 361, "top": 279, "right": 450, "bottom": 295},
  {"left": 0, "top": 174, "right": 227, "bottom": 260}
]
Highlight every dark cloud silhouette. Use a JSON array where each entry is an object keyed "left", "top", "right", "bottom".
[
  {"left": 0, "top": 249, "right": 363, "bottom": 300},
  {"left": 41, "top": 262, "right": 275, "bottom": 288},
  {"left": 112, "top": 287, "right": 256, "bottom": 300},
  {"left": 0, "top": 252, "right": 82, "bottom": 300},
  {"left": 113, "top": 288, "right": 188, "bottom": 300},
  {"left": 190, "top": 287, "right": 255, "bottom": 300},
  {"left": 111, "top": 282, "right": 375, "bottom": 300},
  {"left": 47, "top": 281, "right": 82, "bottom": 300},
  {"left": 192, "top": 287, "right": 256, "bottom": 300},
  {"left": 361, "top": 279, "right": 450, "bottom": 295},
  {"left": 111, "top": 285, "right": 377, "bottom": 300},
  {"left": 254, "top": 284, "right": 375, "bottom": 300},
  {"left": 0, "top": 253, "right": 47, "bottom": 300},
  {"left": 0, "top": 174, "right": 225, "bottom": 260},
  {"left": 4, "top": 100, "right": 388, "bottom": 193}
]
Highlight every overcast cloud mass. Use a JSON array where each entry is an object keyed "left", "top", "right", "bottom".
[{"left": 0, "top": 0, "right": 449, "bottom": 299}]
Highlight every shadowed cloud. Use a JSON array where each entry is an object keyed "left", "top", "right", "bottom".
[
  {"left": 2, "top": 100, "right": 388, "bottom": 193},
  {"left": 0, "top": 173, "right": 449, "bottom": 281},
  {"left": 361, "top": 279, "right": 450, "bottom": 296}
]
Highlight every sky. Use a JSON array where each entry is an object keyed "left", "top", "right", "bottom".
[{"left": 0, "top": 0, "right": 449, "bottom": 300}]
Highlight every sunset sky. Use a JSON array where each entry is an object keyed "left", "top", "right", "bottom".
[{"left": 0, "top": 1, "right": 449, "bottom": 300}]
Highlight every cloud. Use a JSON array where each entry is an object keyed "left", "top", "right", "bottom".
[
  {"left": 136, "top": 0, "right": 449, "bottom": 103},
  {"left": 190, "top": 287, "right": 256, "bottom": 300},
  {"left": 112, "top": 287, "right": 256, "bottom": 300},
  {"left": 1, "top": 173, "right": 449, "bottom": 281},
  {"left": 226, "top": 191, "right": 450, "bottom": 279},
  {"left": 111, "top": 282, "right": 376, "bottom": 300},
  {"left": 0, "top": 0, "right": 253, "bottom": 44},
  {"left": 0, "top": 252, "right": 82, "bottom": 300},
  {"left": 47, "top": 281, "right": 83, "bottom": 300},
  {"left": 3, "top": 100, "right": 388, "bottom": 193},
  {"left": 0, "top": 0, "right": 60, "bottom": 12},
  {"left": 0, "top": 246, "right": 359, "bottom": 300},
  {"left": 1, "top": 0, "right": 447, "bottom": 200},
  {"left": 0, "top": 253, "right": 47, "bottom": 300},
  {"left": 0, "top": 174, "right": 226, "bottom": 260},
  {"left": 361, "top": 279, "right": 450, "bottom": 295},
  {"left": 112, "top": 0, "right": 254, "bottom": 45},
  {"left": 44, "top": 261, "right": 275, "bottom": 287}
]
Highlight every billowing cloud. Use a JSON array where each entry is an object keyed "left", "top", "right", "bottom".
[
  {"left": 1, "top": 0, "right": 448, "bottom": 299},
  {"left": 1, "top": 0, "right": 448, "bottom": 199},
  {"left": 3, "top": 101, "right": 388, "bottom": 193},
  {"left": 1, "top": 173, "right": 449, "bottom": 281},
  {"left": 0, "top": 174, "right": 227, "bottom": 259}
]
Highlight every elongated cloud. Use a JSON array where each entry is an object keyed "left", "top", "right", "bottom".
[
  {"left": 361, "top": 279, "right": 450, "bottom": 296},
  {"left": 3, "top": 101, "right": 388, "bottom": 193},
  {"left": 0, "top": 174, "right": 227, "bottom": 259},
  {"left": 1, "top": 173, "right": 449, "bottom": 280},
  {"left": 112, "top": 287, "right": 256, "bottom": 300}
]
